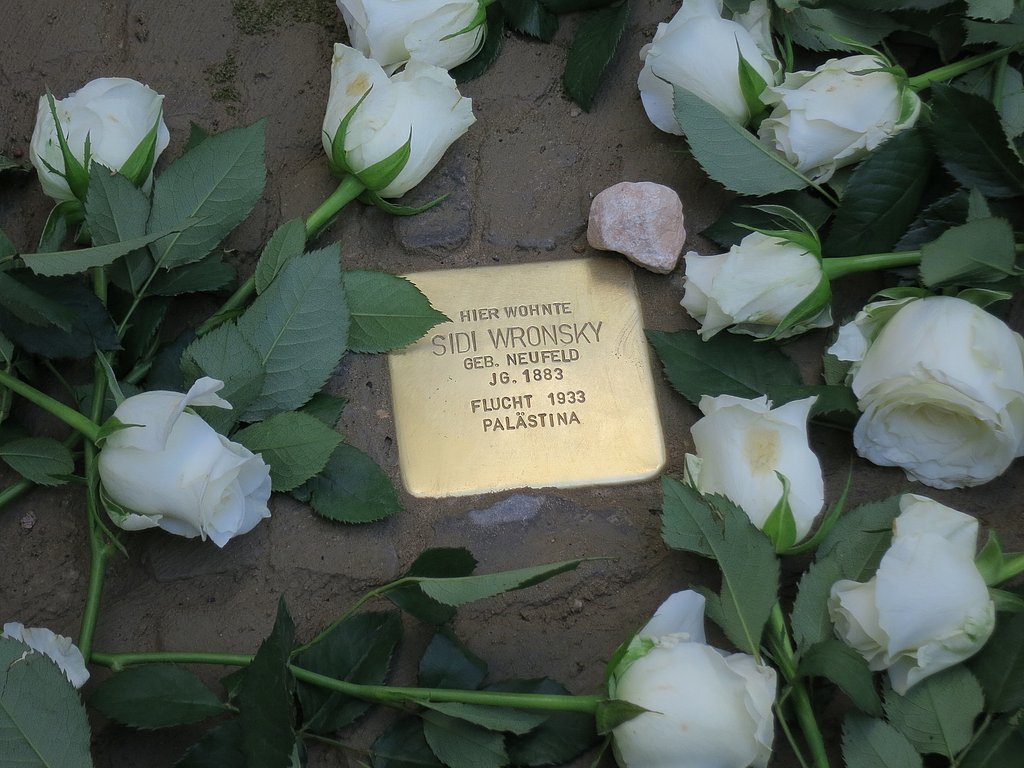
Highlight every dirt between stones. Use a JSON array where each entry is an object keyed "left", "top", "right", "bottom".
[{"left": 1, "top": 2, "right": 1023, "bottom": 767}]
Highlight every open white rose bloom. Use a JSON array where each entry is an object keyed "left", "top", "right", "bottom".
[
  {"left": 98, "top": 377, "right": 272, "bottom": 548},
  {"left": 686, "top": 394, "right": 824, "bottom": 542},
  {"left": 610, "top": 590, "right": 776, "bottom": 768},
  {"left": 30, "top": 77, "right": 170, "bottom": 201},
  {"left": 637, "top": 0, "right": 777, "bottom": 130},
  {"left": 681, "top": 231, "right": 832, "bottom": 339},
  {"left": 829, "top": 295, "right": 1024, "bottom": 489},
  {"left": 337, "top": 0, "right": 485, "bottom": 72},
  {"left": 758, "top": 54, "right": 921, "bottom": 182},
  {"left": 1, "top": 622, "right": 90, "bottom": 688},
  {"left": 322, "top": 43, "right": 475, "bottom": 198},
  {"left": 829, "top": 495, "right": 995, "bottom": 694}
]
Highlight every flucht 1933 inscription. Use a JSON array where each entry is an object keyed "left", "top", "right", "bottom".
[{"left": 388, "top": 257, "right": 666, "bottom": 497}]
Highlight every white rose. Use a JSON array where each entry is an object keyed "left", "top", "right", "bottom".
[
  {"left": 758, "top": 55, "right": 922, "bottom": 182},
  {"left": 610, "top": 590, "right": 776, "bottom": 768},
  {"left": 828, "top": 494, "right": 995, "bottom": 694},
  {"left": 2, "top": 622, "right": 90, "bottom": 689},
  {"left": 337, "top": 0, "right": 485, "bottom": 73},
  {"left": 829, "top": 295, "right": 1024, "bottom": 489},
  {"left": 322, "top": 44, "right": 475, "bottom": 199},
  {"left": 98, "top": 377, "right": 271, "bottom": 548},
  {"left": 681, "top": 231, "right": 832, "bottom": 340},
  {"left": 638, "top": 0, "right": 777, "bottom": 130},
  {"left": 29, "top": 77, "right": 170, "bottom": 202},
  {"left": 685, "top": 394, "right": 824, "bottom": 542}
]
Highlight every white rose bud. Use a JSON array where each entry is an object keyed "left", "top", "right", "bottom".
[
  {"left": 610, "top": 590, "right": 776, "bottom": 768},
  {"left": 829, "top": 295, "right": 1024, "bottom": 489},
  {"left": 98, "top": 377, "right": 272, "bottom": 548},
  {"left": 337, "top": 0, "right": 485, "bottom": 73},
  {"left": 681, "top": 231, "right": 832, "bottom": 340},
  {"left": 2, "top": 622, "right": 90, "bottom": 689},
  {"left": 30, "top": 77, "right": 170, "bottom": 202},
  {"left": 686, "top": 394, "right": 824, "bottom": 543},
  {"left": 322, "top": 44, "right": 475, "bottom": 199},
  {"left": 828, "top": 494, "right": 995, "bottom": 694},
  {"left": 758, "top": 55, "right": 921, "bottom": 182},
  {"left": 638, "top": 0, "right": 777, "bottom": 130}
]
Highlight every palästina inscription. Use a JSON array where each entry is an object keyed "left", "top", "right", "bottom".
[{"left": 388, "top": 258, "right": 666, "bottom": 498}]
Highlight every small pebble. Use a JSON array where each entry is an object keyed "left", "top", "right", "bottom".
[
  {"left": 20, "top": 512, "right": 36, "bottom": 530},
  {"left": 587, "top": 181, "right": 686, "bottom": 274}
]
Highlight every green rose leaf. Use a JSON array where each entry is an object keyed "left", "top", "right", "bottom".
[
  {"left": 0, "top": 272, "right": 75, "bottom": 332},
  {"left": 0, "top": 275, "right": 119, "bottom": 359},
  {"left": 930, "top": 83, "right": 1024, "bottom": 198},
  {"left": 661, "top": 478, "right": 779, "bottom": 654},
  {"left": 703, "top": 190, "right": 833, "bottom": 249},
  {"left": 672, "top": 87, "right": 813, "bottom": 195},
  {"left": 299, "top": 392, "right": 348, "bottom": 428},
  {"left": 883, "top": 666, "right": 985, "bottom": 758},
  {"left": 421, "top": 701, "right": 548, "bottom": 735},
  {"left": 84, "top": 162, "right": 150, "bottom": 247},
  {"left": 824, "top": 129, "right": 933, "bottom": 258},
  {"left": 790, "top": 496, "right": 900, "bottom": 650},
  {"left": 181, "top": 322, "right": 265, "bottom": 434},
  {"left": 234, "top": 412, "right": 343, "bottom": 492},
  {"left": 920, "top": 216, "right": 1020, "bottom": 287},
  {"left": 237, "top": 598, "right": 296, "bottom": 768},
  {"left": 175, "top": 719, "right": 245, "bottom": 767},
  {"left": 148, "top": 120, "right": 266, "bottom": 270},
  {"left": 967, "top": 0, "right": 1014, "bottom": 21},
  {"left": 386, "top": 548, "right": 478, "bottom": 625},
  {"left": 0, "top": 636, "right": 94, "bottom": 768},
  {"left": 501, "top": 0, "right": 558, "bottom": 40},
  {"left": 146, "top": 254, "right": 235, "bottom": 297},
  {"left": 90, "top": 665, "right": 228, "bottom": 729},
  {"left": 647, "top": 329, "right": 802, "bottom": 406},
  {"left": 968, "top": 610, "right": 1024, "bottom": 712},
  {"left": 409, "top": 561, "right": 585, "bottom": 606},
  {"left": 343, "top": 270, "right": 449, "bottom": 353},
  {"left": 419, "top": 629, "right": 488, "bottom": 690},
  {"left": 0, "top": 436, "right": 74, "bottom": 486},
  {"left": 294, "top": 611, "right": 402, "bottom": 734},
  {"left": 562, "top": 0, "right": 629, "bottom": 111},
  {"left": 965, "top": 19, "right": 1024, "bottom": 45},
  {"left": 21, "top": 227, "right": 182, "bottom": 277},
  {"left": 958, "top": 714, "right": 1024, "bottom": 768},
  {"left": 842, "top": 716, "right": 923, "bottom": 768},
  {"left": 413, "top": 559, "right": 582, "bottom": 607},
  {"left": 796, "top": 639, "right": 882, "bottom": 716},
  {"left": 422, "top": 711, "right": 508, "bottom": 768},
  {"left": 371, "top": 717, "right": 443, "bottom": 767},
  {"left": 307, "top": 442, "right": 402, "bottom": 523},
  {"left": 238, "top": 244, "right": 349, "bottom": 421},
  {"left": 777, "top": 6, "right": 900, "bottom": 51},
  {"left": 254, "top": 218, "right": 307, "bottom": 295},
  {"left": 491, "top": 678, "right": 598, "bottom": 765}
]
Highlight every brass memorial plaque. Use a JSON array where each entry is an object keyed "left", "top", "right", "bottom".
[{"left": 388, "top": 257, "right": 666, "bottom": 497}]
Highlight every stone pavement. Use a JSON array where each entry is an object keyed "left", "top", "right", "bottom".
[{"left": 2, "top": 2, "right": 1023, "bottom": 766}]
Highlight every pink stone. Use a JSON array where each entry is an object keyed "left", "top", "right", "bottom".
[{"left": 587, "top": 181, "right": 686, "bottom": 274}]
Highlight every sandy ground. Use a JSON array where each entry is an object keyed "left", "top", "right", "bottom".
[{"left": 2, "top": 2, "right": 1023, "bottom": 766}]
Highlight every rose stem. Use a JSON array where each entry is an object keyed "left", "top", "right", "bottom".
[
  {"left": 78, "top": 266, "right": 117, "bottom": 660},
  {"left": 0, "top": 369, "right": 101, "bottom": 443},
  {"left": 909, "top": 44, "right": 1024, "bottom": 91},
  {"left": 824, "top": 243, "right": 1024, "bottom": 280},
  {"left": 90, "top": 650, "right": 603, "bottom": 713},
  {"left": 768, "top": 604, "right": 831, "bottom": 768},
  {"left": 195, "top": 174, "right": 365, "bottom": 337}
]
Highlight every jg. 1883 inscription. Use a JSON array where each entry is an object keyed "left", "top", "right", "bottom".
[{"left": 388, "top": 258, "right": 665, "bottom": 497}]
